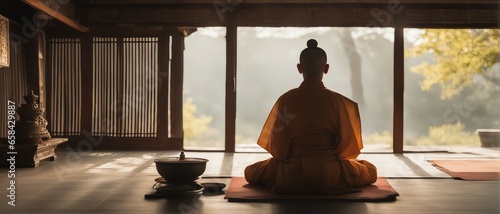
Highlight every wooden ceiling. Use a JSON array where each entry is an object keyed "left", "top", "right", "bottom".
[
  {"left": 84, "top": 0, "right": 499, "bottom": 4},
  {"left": 4, "top": 0, "right": 499, "bottom": 33},
  {"left": 82, "top": 0, "right": 500, "bottom": 29}
]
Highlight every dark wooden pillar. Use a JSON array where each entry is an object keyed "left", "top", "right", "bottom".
[
  {"left": 45, "top": 34, "right": 52, "bottom": 133},
  {"left": 170, "top": 33, "right": 184, "bottom": 142},
  {"left": 393, "top": 25, "right": 404, "bottom": 154},
  {"left": 80, "top": 35, "right": 93, "bottom": 133},
  {"left": 157, "top": 28, "right": 170, "bottom": 144},
  {"left": 225, "top": 14, "right": 237, "bottom": 153},
  {"left": 24, "top": 31, "right": 42, "bottom": 102}
]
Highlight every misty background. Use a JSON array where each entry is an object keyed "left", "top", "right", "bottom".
[{"left": 183, "top": 27, "right": 499, "bottom": 149}]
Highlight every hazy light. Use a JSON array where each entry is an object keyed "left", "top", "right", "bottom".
[
  {"left": 405, "top": 28, "right": 425, "bottom": 44},
  {"left": 253, "top": 27, "right": 333, "bottom": 39},
  {"left": 198, "top": 27, "right": 226, "bottom": 38}
]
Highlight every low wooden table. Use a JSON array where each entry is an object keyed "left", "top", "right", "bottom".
[{"left": 1, "top": 138, "right": 68, "bottom": 167}]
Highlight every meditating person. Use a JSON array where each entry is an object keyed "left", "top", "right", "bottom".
[{"left": 244, "top": 39, "right": 377, "bottom": 194}]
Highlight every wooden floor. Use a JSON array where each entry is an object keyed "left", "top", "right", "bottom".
[{"left": 1, "top": 146, "right": 499, "bottom": 214}]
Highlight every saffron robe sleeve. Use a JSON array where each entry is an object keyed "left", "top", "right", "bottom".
[{"left": 256, "top": 98, "right": 291, "bottom": 161}]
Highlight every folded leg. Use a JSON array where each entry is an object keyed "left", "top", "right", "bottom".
[
  {"left": 244, "top": 158, "right": 278, "bottom": 188},
  {"left": 346, "top": 159, "right": 378, "bottom": 188}
]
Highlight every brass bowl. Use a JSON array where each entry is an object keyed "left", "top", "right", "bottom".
[{"left": 154, "top": 152, "right": 208, "bottom": 182}]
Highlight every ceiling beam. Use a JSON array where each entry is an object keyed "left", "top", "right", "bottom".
[
  {"left": 84, "top": 4, "right": 500, "bottom": 28},
  {"left": 84, "top": 0, "right": 500, "bottom": 5},
  {"left": 22, "top": 0, "right": 89, "bottom": 32}
]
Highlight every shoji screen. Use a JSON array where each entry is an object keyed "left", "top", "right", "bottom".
[
  {"left": 48, "top": 38, "right": 82, "bottom": 136},
  {"left": 92, "top": 37, "right": 158, "bottom": 137}
]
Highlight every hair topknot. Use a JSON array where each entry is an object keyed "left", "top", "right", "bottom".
[{"left": 307, "top": 39, "right": 318, "bottom": 48}]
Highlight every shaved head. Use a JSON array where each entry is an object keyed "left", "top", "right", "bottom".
[{"left": 299, "top": 39, "right": 327, "bottom": 77}]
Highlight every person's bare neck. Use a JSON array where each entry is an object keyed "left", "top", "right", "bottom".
[{"left": 303, "top": 74, "right": 323, "bottom": 82}]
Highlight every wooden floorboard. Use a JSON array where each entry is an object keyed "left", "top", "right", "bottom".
[{"left": 1, "top": 148, "right": 499, "bottom": 213}]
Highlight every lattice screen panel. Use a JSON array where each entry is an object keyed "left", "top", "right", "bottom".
[
  {"left": 48, "top": 38, "right": 82, "bottom": 136},
  {"left": 92, "top": 37, "right": 158, "bottom": 137}
]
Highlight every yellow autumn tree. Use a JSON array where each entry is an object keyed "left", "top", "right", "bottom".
[
  {"left": 415, "top": 122, "right": 480, "bottom": 146},
  {"left": 183, "top": 97, "right": 213, "bottom": 139},
  {"left": 405, "top": 29, "right": 499, "bottom": 99}
]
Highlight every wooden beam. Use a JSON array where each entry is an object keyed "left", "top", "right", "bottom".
[
  {"left": 22, "top": 0, "right": 89, "bottom": 32},
  {"left": 225, "top": 13, "right": 237, "bottom": 153},
  {"left": 45, "top": 32, "right": 53, "bottom": 134},
  {"left": 85, "top": 0, "right": 500, "bottom": 4},
  {"left": 86, "top": 6, "right": 223, "bottom": 26},
  {"left": 24, "top": 32, "right": 41, "bottom": 99},
  {"left": 170, "top": 33, "right": 184, "bottom": 141},
  {"left": 80, "top": 35, "right": 93, "bottom": 133},
  {"left": 87, "top": 25, "right": 164, "bottom": 37},
  {"left": 393, "top": 24, "right": 404, "bottom": 154},
  {"left": 84, "top": 4, "right": 499, "bottom": 28},
  {"left": 402, "top": 8, "right": 500, "bottom": 28},
  {"left": 157, "top": 27, "right": 170, "bottom": 144},
  {"left": 236, "top": 6, "right": 394, "bottom": 27}
]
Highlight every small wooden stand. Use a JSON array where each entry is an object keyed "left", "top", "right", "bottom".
[{"left": 1, "top": 138, "right": 68, "bottom": 167}]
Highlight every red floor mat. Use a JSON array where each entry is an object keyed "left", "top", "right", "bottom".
[
  {"left": 428, "top": 159, "right": 500, "bottom": 181},
  {"left": 224, "top": 177, "right": 399, "bottom": 202}
]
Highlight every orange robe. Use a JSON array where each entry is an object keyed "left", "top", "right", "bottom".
[{"left": 244, "top": 79, "right": 377, "bottom": 194}]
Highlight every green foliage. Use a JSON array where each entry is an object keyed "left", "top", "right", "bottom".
[
  {"left": 405, "top": 29, "right": 500, "bottom": 100},
  {"left": 364, "top": 130, "right": 393, "bottom": 145},
  {"left": 183, "top": 97, "right": 213, "bottom": 140},
  {"left": 414, "top": 122, "right": 480, "bottom": 146}
]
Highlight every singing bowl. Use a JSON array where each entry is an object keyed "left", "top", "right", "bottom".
[{"left": 154, "top": 156, "right": 208, "bottom": 182}]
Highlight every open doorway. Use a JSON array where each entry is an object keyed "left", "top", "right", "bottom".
[
  {"left": 235, "top": 27, "right": 395, "bottom": 152},
  {"left": 403, "top": 28, "right": 500, "bottom": 152},
  {"left": 183, "top": 27, "right": 226, "bottom": 150}
]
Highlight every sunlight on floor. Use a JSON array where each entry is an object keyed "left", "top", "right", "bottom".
[{"left": 86, "top": 154, "right": 158, "bottom": 174}]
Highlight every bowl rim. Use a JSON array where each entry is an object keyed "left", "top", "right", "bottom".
[{"left": 154, "top": 157, "right": 209, "bottom": 163}]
